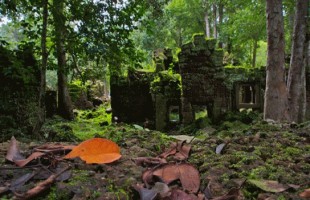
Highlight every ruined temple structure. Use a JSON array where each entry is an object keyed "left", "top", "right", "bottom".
[
  {"left": 110, "top": 34, "right": 266, "bottom": 130},
  {"left": 179, "top": 34, "right": 230, "bottom": 124},
  {"left": 110, "top": 70, "right": 155, "bottom": 124}
]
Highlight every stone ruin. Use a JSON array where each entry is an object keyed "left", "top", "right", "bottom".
[
  {"left": 110, "top": 70, "right": 155, "bottom": 124},
  {"left": 179, "top": 35, "right": 229, "bottom": 124},
  {"left": 110, "top": 34, "right": 266, "bottom": 130}
]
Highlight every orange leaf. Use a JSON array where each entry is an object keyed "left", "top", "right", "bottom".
[
  {"left": 64, "top": 138, "right": 121, "bottom": 164},
  {"left": 300, "top": 188, "right": 310, "bottom": 199}
]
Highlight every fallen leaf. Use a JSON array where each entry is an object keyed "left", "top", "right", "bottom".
[
  {"left": 10, "top": 172, "right": 36, "bottom": 191},
  {"left": 160, "top": 141, "right": 191, "bottom": 161},
  {"left": 133, "top": 124, "right": 144, "bottom": 130},
  {"left": 169, "top": 189, "right": 196, "bottom": 200},
  {"left": 152, "top": 163, "right": 200, "bottom": 193},
  {"left": 287, "top": 184, "right": 300, "bottom": 189},
  {"left": 14, "top": 152, "right": 46, "bottom": 167},
  {"left": 152, "top": 182, "right": 170, "bottom": 198},
  {"left": 216, "top": 143, "right": 226, "bottom": 154},
  {"left": 175, "top": 141, "right": 191, "bottom": 160},
  {"left": 203, "top": 181, "right": 213, "bottom": 199},
  {"left": 178, "top": 163, "right": 201, "bottom": 193},
  {"left": 55, "top": 167, "right": 72, "bottom": 182},
  {"left": 170, "top": 135, "right": 196, "bottom": 143},
  {"left": 212, "top": 188, "right": 240, "bottom": 200},
  {"left": 248, "top": 179, "right": 288, "bottom": 193},
  {"left": 159, "top": 142, "right": 177, "bottom": 158},
  {"left": 64, "top": 138, "right": 121, "bottom": 164},
  {"left": 142, "top": 169, "right": 154, "bottom": 188},
  {"left": 5, "top": 136, "right": 25, "bottom": 162},
  {"left": 134, "top": 184, "right": 158, "bottom": 200},
  {"left": 153, "top": 163, "right": 180, "bottom": 184},
  {"left": 299, "top": 188, "right": 310, "bottom": 198}
]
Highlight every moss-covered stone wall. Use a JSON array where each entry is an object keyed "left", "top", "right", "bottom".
[
  {"left": 110, "top": 70, "right": 155, "bottom": 124},
  {"left": 178, "top": 34, "right": 230, "bottom": 123},
  {"left": 0, "top": 45, "right": 40, "bottom": 140}
]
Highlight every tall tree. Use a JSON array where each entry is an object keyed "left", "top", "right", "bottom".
[
  {"left": 52, "top": 0, "right": 74, "bottom": 120},
  {"left": 264, "top": 0, "right": 289, "bottom": 121},
  {"left": 287, "top": 0, "right": 308, "bottom": 123},
  {"left": 33, "top": 0, "right": 49, "bottom": 134}
]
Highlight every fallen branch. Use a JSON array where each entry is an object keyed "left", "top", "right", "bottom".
[{"left": 13, "top": 165, "right": 71, "bottom": 200}]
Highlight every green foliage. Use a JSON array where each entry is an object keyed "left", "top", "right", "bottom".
[
  {"left": 150, "top": 69, "right": 181, "bottom": 96},
  {"left": 0, "top": 43, "right": 38, "bottom": 85}
]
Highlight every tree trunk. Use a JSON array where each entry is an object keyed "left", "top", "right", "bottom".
[
  {"left": 287, "top": 0, "right": 308, "bottom": 123},
  {"left": 218, "top": 2, "right": 224, "bottom": 48},
  {"left": 212, "top": 4, "right": 217, "bottom": 39},
  {"left": 264, "top": 0, "right": 289, "bottom": 122},
  {"left": 33, "top": 0, "right": 48, "bottom": 135},
  {"left": 53, "top": 0, "right": 74, "bottom": 120},
  {"left": 205, "top": 12, "right": 211, "bottom": 38},
  {"left": 252, "top": 39, "right": 258, "bottom": 68},
  {"left": 305, "top": 29, "right": 310, "bottom": 120}
]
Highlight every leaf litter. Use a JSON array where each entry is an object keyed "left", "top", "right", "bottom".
[{"left": 0, "top": 121, "right": 309, "bottom": 199}]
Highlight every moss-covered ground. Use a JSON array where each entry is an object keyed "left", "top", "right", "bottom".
[{"left": 0, "top": 106, "right": 309, "bottom": 199}]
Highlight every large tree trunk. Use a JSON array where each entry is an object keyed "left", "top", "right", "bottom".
[
  {"left": 264, "top": 0, "right": 289, "bottom": 122},
  {"left": 53, "top": 0, "right": 74, "bottom": 120},
  {"left": 287, "top": 0, "right": 308, "bottom": 123},
  {"left": 33, "top": 0, "right": 48, "bottom": 134}
]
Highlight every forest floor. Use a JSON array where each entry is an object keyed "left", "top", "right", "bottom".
[{"left": 0, "top": 105, "right": 309, "bottom": 200}]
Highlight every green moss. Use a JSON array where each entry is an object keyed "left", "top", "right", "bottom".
[
  {"left": 150, "top": 70, "right": 181, "bottom": 97},
  {"left": 41, "top": 104, "right": 113, "bottom": 141},
  {"left": 68, "top": 80, "right": 87, "bottom": 102},
  {"left": 284, "top": 147, "right": 302, "bottom": 157}
]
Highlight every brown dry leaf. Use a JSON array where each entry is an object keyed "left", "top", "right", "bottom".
[
  {"left": 178, "top": 163, "right": 201, "bottom": 193},
  {"left": 64, "top": 138, "right": 121, "bottom": 164},
  {"left": 14, "top": 152, "right": 46, "bottom": 167},
  {"left": 175, "top": 141, "right": 191, "bottom": 160},
  {"left": 153, "top": 163, "right": 180, "bottom": 184},
  {"left": 152, "top": 163, "right": 200, "bottom": 193},
  {"left": 142, "top": 169, "right": 154, "bottom": 188},
  {"left": 160, "top": 141, "right": 191, "bottom": 161},
  {"left": 168, "top": 189, "right": 196, "bottom": 200},
  {"left": 5, "top": 136, "right": 25, "bottom": 162},
  {"left": 159, "top": 142, "right": 178, "bottom": 158},
  {"left": 299, "top": 188, "right": 310, "bottom": 199}
]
